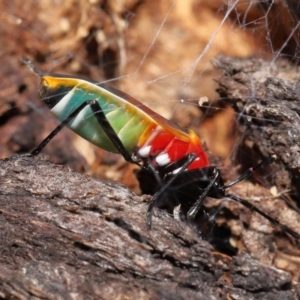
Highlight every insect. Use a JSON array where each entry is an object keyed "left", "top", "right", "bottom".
[{"left": 15, "top": 58, "right": 300, "bottom": 239}]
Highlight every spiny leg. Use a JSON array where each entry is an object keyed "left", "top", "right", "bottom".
[
  {"left": 4, "top": 100, "right": 138, "bottom": 166},
  {"left": 226, "top": 193, "right": 300, "bottom": 240},
  {"left": 145, "top": 153, "right": 201, "bottom": 196},
  {"left": 199, "top": 203, "right": 226, "bottom": 239},
  {"left": 146, "top": 153, "right": 196, "bottom": 229},
  {"left": 186, "top": 168, "right": 220, "bottom": 227},
  {"left": 169, "top": 168, "right": 224, "bottom": 238},
  {"left": 2, "top": 102, "right": 93, "bottom": 161},
  {"left": 21, "top": 101, "right": 108, "bottom": 157},
  {"left": 173, "top": 203, "right": 221, "bottom": 239},
  {"left": 221, "top": 155, "right": 300, "bottom": 239},
  {"left": 87, "top": 100, "right": 136, "bottom": 163},
  {"left": 223, "top": 154, "right": 276, "bottom": 189}
]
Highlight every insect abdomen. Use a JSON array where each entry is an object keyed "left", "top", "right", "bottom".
[
  {"left": 40, "top": 75, "right": 209, "bottom": 169},
  {"left": 42, "top": 76, "right": 154, "bottom": 154}
]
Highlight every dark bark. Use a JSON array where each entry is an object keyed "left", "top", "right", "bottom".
[{"left": 0, "top": 155, "right": 299, "bottom": 300}]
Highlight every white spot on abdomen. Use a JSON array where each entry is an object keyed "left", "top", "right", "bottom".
[
  {"left": 138, "top": 146, "right": 151, "bottom": 157},
  {"left": 51, "top": 87, "right": 76, "bottom": 114},
  {"left": 155, "top": 153, "right": 170, "bottom": 166},
  {"left": 68, "top": 107, "right": 87, "bottom": 129}
]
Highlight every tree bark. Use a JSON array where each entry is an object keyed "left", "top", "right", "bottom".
[
  {"left": 213, "top": 55, "right": 300, "bottom": 192},
  {"left": 0, "top": 155, "right": 299, "bottom": 300}
]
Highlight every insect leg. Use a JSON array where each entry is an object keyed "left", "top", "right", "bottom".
[
  {"left": 87, "top": 100, "right": 135, "bottom": 163},
  {"left": 29, "top": 101, "right": 105, "bottom": 156},
  {"left": 3, "top": 101, "right": 95, "bottom": 160},
  {"left": 226, "top": 193, "right": 300, "bottom": 239},
  {"left": 222, "top": 155, "right": 300, "bottom": 239},
  {"left": 223, "top": 154, "right": 276, "bottom": 189},
  {"left": 146, "top": 153, "right": 196, "bottom": 229},
  {"left": 197, "top": 203, "right": 226, "bottom": 239},
  {"left": 18, "top": 100, "right": 137, "bottom": 165},
  {"left": 186, "top": 168, "right": 221, "bottom": 226}
]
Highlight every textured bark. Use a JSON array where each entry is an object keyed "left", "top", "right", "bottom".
[
  {"left": 213, "top": 56, "right": 300, "bottom": 192},
  {"left": 0, "top": 155, "right": 299, "bottom": 300}
]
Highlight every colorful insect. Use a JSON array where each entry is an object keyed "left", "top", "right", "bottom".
[{"left": 16, "top": 58, "right": 300, "bottom": 239}]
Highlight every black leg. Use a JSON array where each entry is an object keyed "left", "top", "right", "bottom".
[
  {"left": 7, "top": 100, "right": 138, "bottom": 165},
  {"left": 186, "top": 168, "right": 220, "bottom": 225},
  {"left": 223, "top": 154, "right": 276, "bottom": 189},
  {"left": 146, "top": 153, "right": 202, "bottom": 190},
  {"left": 197, "top": 204, "right": 226, "bottom": 239},
  {"left": 226, "top": 193, "right": 300, "bottom": 240},
  {"left": 146, "top": 153, "right": 196, "bottom": 229},
  {"left": 31, "top": 122, "right": 72, "bottom": 156},
  {"left": 159, "top": 154, "right": 199, "bottom": 174},
  {"left": 3, "top": 102, "right": 91, "bottom": 160},
  {"left": 88, "top": 100, "right": 138, "bottom": 163},
  {"left": 31, "top": 101, "right": 107, "bottom": 156}
]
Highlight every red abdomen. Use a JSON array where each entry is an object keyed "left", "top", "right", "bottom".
[{"left": 137, "top": 127, "right": 209, "bottom": 172}]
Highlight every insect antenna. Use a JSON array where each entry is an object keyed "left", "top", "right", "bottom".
[
  {"left": 21, "top": 57, "right": 45, "bottom": 76},
  {"left": 225, "top": 193, "right": 300, "bottom": 239},
  {"left": 220, "top": 154, "right": 300, "bottom": 239}
]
